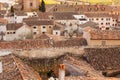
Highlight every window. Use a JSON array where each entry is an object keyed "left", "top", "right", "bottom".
[
  {"left": 43, "top": 26, "right": 46, "bottom": 28},
  {"left": 101, "top": 18, "right": 104, "bottom": 20},
  {"left": 13, "top": 32, "right": 15, "bottom": 34},
  {"left": 7, "top": 32, "right": 9, "bottom": 34},
  {"left": 34, "top": 32, "right": 37, "bottom": 35},
  {"left": 49, "top": 26, "right": 51, "bottom": 28},
  {"left": 96, "top": 18, "right": 99, "bottom": 20},
  {"left": 30, "top": 3, "right": 33, "bottom": 7},
  {"left": 112, "top": 24, "right": 114, "bottom": 26},
  {"left": 42, "top": 32, "right": 45, "bottom": 34},
  {"left": 56, "top": 32, "right": 58, "bottom": 35},
  {"left": 101, "top": 23, "right": 103, "bottom": 25},
  {"left": 33, "top": 26, "right": 36, "bottom": 29},
  {"left": 106, "top": 27, "right": 109, "bottom": 30},
  {"left": 10, "top": 32, "right": 12, "bottom": 34},
  {"left": 15, "top": 17, "right": 17, "bottom": 19}
]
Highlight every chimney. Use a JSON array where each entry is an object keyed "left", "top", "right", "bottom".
[{"left": 59, "top": 64, "right": 65, "bottom": 80}]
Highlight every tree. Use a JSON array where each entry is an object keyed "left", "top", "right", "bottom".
[
  {"left": 10, "top": 6, "right": 14, "bottom": 13},
  {"left": 39, "top": 0, "right": 46, "bottom": 12}
]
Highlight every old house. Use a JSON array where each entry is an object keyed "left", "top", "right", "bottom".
[
  {"left": 25, "top": 20, "right": 54, "bottom": 38},
  {"left": 22, "top": 0, "right": 40, "bottom": 11},
  {"left": 87, "top": 30, "right": 120, "bottom": 46},
  {"left": 6, "top": 23, "right": 31, "bottom": 41},
  {"left": 85, "top": 13, "right": 114, "bottom": 30},
  {"left": 14, "top": 11, "right": 28, "bottom": 23},
  {"left": 53, "top": 12, "right": 79, "bottom": 29}
]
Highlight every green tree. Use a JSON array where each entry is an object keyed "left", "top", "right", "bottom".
[
  {"left": 39, "top": 0, "right": 46, "bottom": 12},
  {"left": 10, "top": 6, "right": 14, "bottom": 13}
]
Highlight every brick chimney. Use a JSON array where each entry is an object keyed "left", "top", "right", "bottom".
[{"left": 59, "top": 64, "right": 65, "bottom": 80}]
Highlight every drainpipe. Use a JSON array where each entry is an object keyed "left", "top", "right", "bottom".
[{"left": 59, "top": 64, "right": 65, "bottom": 80}]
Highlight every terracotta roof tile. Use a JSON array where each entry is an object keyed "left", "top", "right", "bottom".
[
  {"left": 90, "top": 30, "right": 120, "bottom": 40},
  {"left": 6, "top": 23, "right": 23, "bottom": 30},
  {"left": 0, "top": 54, "right": 41, "bottom": 80},
  {"left": 25, "top": 20, "right": 54, "bottom": 26},
  {"left": 53, "top": 12, "right": 78, "bottom": 20}
]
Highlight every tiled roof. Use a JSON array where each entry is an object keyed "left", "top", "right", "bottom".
[
  {"left": 0, "top": 54, "right": 41, "bottom": 80},
  {"left": 15, "top": 11, "right": 27, "bottom": 16},
  {"left": 37, "top": 12, "right": 52, "bottom": 19},
  {"left": 23, "top": 17, "right": 40, "bottom": 21},
  {"left": 85, "top": 13, "right": 112, "bottom": 17},
  {"left": 53, "top": 23, "right": 66, "bottom": 30},
  {"left": 90, "top": 30, "right": 120, "bottom": 40},
  {"left": 79, "top": 21, "right": 99, "bottom": 29},
  {"left": 25, "top": 20, "right": 54, "bottom": 26},
  {"left": 53, "top": 12, "right": 78, "bottom": 20},
  {"left": 6, "top": 23, "right": 23, "bottom": 30}
]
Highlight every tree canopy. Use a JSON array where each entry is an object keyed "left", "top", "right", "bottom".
[{"left": 39, "top": 0, "right": 46, "bottom": 12}]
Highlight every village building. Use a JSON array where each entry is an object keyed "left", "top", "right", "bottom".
[
  {"left": 53, "top": 12, "right": 79, "bottom": 30},
  {"left": 24, "top": 20, "right": 54, "bottom": 38},
  {"left": 86, "top": 30, "right": 120, "bottom": 46},
  {"left": 22, "top": 0, "right": 40, "bottom": 11},
  {"left": 85, "top": 13, "right": 114, "bottom": 30},
  {"left": 6, "top": 23, "right": 32, "bottom": 41},
  {"left": 14, "top": 11, "right": 28, "bottom": 23}
]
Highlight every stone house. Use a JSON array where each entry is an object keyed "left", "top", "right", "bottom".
[
  {"left": 53, "top": 12, "right": 79, "bottom": 30},
  {"left": 14, "top": 11, "right": 28, "bottom": 23},
  {"left": 22, "top": 0, "right": 40, "bottom": 11},
  {"left": 85, "top": 13, "right": 115, "bottom": 30},
  {"left": 6, "top": 23, "right": 31, "bottom": 41},
  {"left": 87, "top": 30, "right": 120, "bottom": 46},
  {"left": 25, "top": 20, "right": 54, "bottom": 38}
]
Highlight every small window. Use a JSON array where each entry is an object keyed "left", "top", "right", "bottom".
[
  {"left": 10, "top": 32, "right": 12, "bottom": 34},
  {"left": 33, "top": 26, "right": 36, "bottom": 29},
  {"left": 106, "top": 27, "right": 109, "bottom": 30},
  {"left": 42, "top": 32, "right": 45, "bottom": 34},
  {"left": 7, "top": 32, "right": 9, "bottom": 34},
  {"left": 30, "top": 3, "right": 33, "bottom": 7},
  {"left": 56, "top": 32, "right": 58, "bottom": 35},
  {"left": 96, "top": 18, "right": 99, "bottom": 20},
  {"left": 13, "top": 32, "right": 15, "bottom": 34},
  {"left": 15, "top": 17, "right": 17, "bottom": 19},
  {"left": 101, "top": 23, "right": 103, "bottom": 25},
  {"left": 49, "top": 26, "right": 51, "bottom": 28},
  {"left": 101, "top": 18, "right": 104, "bottom": 20},
  {"left": 34, "top": 32, "right": 37, "bottom": 34},
  {"left": 43, "top": 26, "right": 46, "bottom": 28}
]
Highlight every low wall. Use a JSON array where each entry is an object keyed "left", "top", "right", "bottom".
[{"left": 84, "top": 47, "right": 120, "bottom": 70}]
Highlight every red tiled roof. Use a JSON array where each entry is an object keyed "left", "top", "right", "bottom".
[
  {"left": 90, "top": 30, "right": 120, "bottom": 40},
  {"left": 0, "top": 54, "right": 41, "bottom": 80},
  {"left": 25, "top": 20, "right": 54, "bottom": 26},
  {"left": 6, "top": 23, "right": 23, "bottom": 30}
]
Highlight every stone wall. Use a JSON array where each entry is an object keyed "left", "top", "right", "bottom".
[
  {"left": 84, "top": 47, "right": 120, "bottom": 70},
  {"left": 0, "top": 38, "right": 87, "bottom": 49}
]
